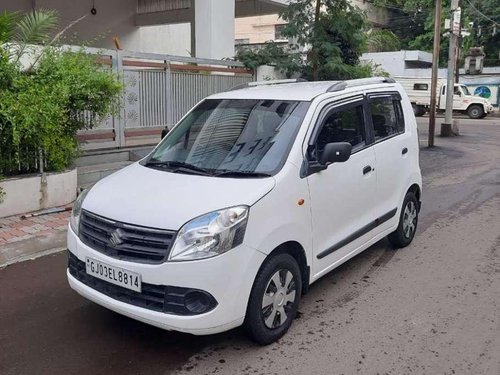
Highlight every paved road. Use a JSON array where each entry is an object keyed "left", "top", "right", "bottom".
[{"left": 1, "top": 118, "right": 499, "bottom": 375}]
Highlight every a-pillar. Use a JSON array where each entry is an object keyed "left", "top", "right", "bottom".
[{"left": 193, "top": 0, "right": 235, "bottom": 59}]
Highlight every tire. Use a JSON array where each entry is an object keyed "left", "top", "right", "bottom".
[
  {"left": 411, "top": 103, "right": 425, "bottom": 117},
  {"left": 388, "top": 191, "right": 419, "bottom": 248},
  {"left": 412, "top": 104, "right": 425, "bottom": 117},
  {"left": 244, "top": 253, "right": 302, "bottom": 345},
  {"left": 467, "top": 104, "right": 484, "bottom": 119}
]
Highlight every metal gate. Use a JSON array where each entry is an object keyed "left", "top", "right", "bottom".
[{"left": 78, "top": 49, "right": 254, "bottom": 150}]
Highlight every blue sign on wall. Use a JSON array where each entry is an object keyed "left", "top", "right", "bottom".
[{"left": 474, "top": 86, "right": 492, "bottom": 99}]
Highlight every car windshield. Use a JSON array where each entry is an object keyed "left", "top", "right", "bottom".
[
  {"left": 461, "top": 85, "right": 471, "bottom": 96},
  {"left": 146, "top": 99, "right": 310, "bottom": 176}
]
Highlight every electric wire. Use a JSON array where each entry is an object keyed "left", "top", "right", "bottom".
[{"left": 463, "top": 0, "right": 500, "bottom": 27}]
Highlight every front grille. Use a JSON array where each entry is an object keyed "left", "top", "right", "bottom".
[
  {"left": 79, "top": 210, "right": 176, "bottom": 264},
  {"left": 68, "top": 252, "right": 217, "bottom": 315}
]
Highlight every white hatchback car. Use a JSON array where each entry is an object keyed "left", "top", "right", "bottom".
[{"left": 68, "top": 77, "right": 422, "bottom": 344}]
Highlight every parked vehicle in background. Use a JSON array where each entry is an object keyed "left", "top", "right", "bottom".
[
  {"left": 396, "top": 77, "right": 493, "bottom": 119},
  {"left": 67, "top": 77, "right": 422, "bottom": 345}
]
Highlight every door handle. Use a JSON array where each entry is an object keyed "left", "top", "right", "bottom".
[
  {"left": 363, "top": 165, "right": 373, "bottom": 175},
  {"left": 402, "top": 147, "right": 408, "bottom": 155}
]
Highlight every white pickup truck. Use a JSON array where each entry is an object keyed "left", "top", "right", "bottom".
[{"left": 396, "top": 77, "right": 493, "bottom": 119}]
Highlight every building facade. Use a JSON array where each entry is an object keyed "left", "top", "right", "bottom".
[
  {"left": 1, "top": 0, "right": 287, "bottom": 58},
  {"left": 235, "top": 0, "right": 393, "bottom": 48}
]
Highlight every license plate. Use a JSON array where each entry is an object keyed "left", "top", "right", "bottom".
[{"left": 85, "top": 257, "right": 141, "bottom": 292}]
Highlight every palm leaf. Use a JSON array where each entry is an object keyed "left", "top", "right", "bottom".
[
  {"left": 14, "top": 9, "right": 58, "bottom": 44},
  {"left": 11, "top": 9, "right": 58, "bottom": 63},
  {"left": 0, "top": 11, "right": 19, "bottom": 43}
]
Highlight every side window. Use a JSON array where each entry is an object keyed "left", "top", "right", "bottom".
[
  {"left": 413, "top": 83, "right": 428, "bottom": 91},
  {"left": 369, "top": 97, "right": 405, "bottom": 141},
  {"left": 315, "top": 103, "right": 366, "bottom": 155}
]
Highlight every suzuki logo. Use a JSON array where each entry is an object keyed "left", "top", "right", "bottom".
[{"left": 109, "top": 229, "right": 125, "bottom": 246}]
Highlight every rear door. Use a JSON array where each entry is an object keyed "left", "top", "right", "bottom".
[
  {"left": 368, "top": 92, "right": 411, "bottom": 233},
  {"left": 306, "top": 96, "right": 377, "bottom": 278}
]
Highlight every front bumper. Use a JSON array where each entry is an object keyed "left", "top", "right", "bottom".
[{"left": 67, "top": 226, "right": 266, "bottom": 335}]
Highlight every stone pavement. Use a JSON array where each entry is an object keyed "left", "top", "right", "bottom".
[{"left": 0, "top": 207, "right": 70, "bottom": 267}]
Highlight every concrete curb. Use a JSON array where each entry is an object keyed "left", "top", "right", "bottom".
[
  {"left": 0, "top": 247, "right": 66, "bottom": 269},
  {"left": 0, "top": 230, "right": 67, "bottom": 268}
]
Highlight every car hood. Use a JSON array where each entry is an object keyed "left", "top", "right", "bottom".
[
  {"left": 82, "top": 162, "right": 276, "bottom": 230},
  {"left": 466, "top": 95, "right": 490, "bottom": 104}
]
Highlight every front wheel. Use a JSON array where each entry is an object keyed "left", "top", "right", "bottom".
[
  {"left": 467, "top": 104, "right": 484, "bottom": 119},
  {"left": 244, "top": 253, "right": 302, "bottom": 345},
  {"left": 388, "top": 191, "right": 419, "bottom": 248}
]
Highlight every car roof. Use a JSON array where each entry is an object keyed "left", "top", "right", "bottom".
[{"left": 207, "top": 78, "right": 399, "bottom": 102}]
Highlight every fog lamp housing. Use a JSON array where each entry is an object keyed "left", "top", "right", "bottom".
[{"left": 184, "top": 290, "right": 217, "bottom": 314}]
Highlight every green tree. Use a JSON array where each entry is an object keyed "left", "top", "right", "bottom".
[
  {"left": 237, "top": 0, "right": 388, "bottom": 80},
  {"left": 366, "top": 28, "right": 401, "bottom": 52},
  {"left": 466, "top": 0, "right": 500, "bottom": 66},
  {"left": 236, "top": 42, "right": 303, "bottom": 78},
  {"left": 373, "top": 0, "right": 500, "bottom": 66},
  {"left": 280, "top": 0, "right": 369, "bottom": 80},
  {"left": 372, "top": 0, "right": 450, "bottom": 64}
]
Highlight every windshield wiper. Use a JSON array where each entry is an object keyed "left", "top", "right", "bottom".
[
  {"left": 213, "top": 170, "right": 272, "bottom": 178},
  {"left": 145, "top": 160, "right": 212, "bottom": 176}
]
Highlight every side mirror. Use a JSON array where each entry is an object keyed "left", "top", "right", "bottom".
[{"left": 319, "top": 142, "right": 352, "bottom": 165}]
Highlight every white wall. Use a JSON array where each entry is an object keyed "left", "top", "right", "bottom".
[
  {"left": 0, "top": 169, "right": 77, "bottom": 218},
  {"left": 361, "top": 51, "right": 406, "bottom": 76},
  {"left": 195, "top": 0, "right": 235, "bottom": 59},
  {"left": 0, "top": 0, "right": 191, "bottom": 55},
  {"left": 136, "top": 24, "right": 191, "bottom": 55},
  {"left": 361, "top": 51, "right": 446, "bottom": 78}
]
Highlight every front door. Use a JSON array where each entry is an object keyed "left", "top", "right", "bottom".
[{"left": 306, "top": 98, "right": 377, "bottom": 278}]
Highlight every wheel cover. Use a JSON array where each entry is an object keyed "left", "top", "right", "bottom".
[
  {"left": 402, "top": 201, "right": 417, "bottom": 239},
  {"left": 262, "top": 269, "right": 297, "bottom": 329}
]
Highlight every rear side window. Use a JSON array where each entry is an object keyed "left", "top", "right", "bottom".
[
  {"left": 369, "top": 96, "right": 405, "bottom": 141},
  {"left": 414, "top": 83, "right": 428, "bottom": 90},
  {"left": 316, "top": 103, "right": 366, "bottom": 154}
]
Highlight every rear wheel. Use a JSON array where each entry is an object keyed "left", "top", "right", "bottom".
[
  {"left": 244, "top": 253, "right": 302, "bottom": 345},
  {"left": 467, "top": 104, "right": 484, "bottom": 119},
  {"left": 388, "top": 191, "right": 419, "bottom": 248}
]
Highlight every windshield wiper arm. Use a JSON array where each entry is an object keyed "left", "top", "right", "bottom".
[
  {"left": 213, "top": 170, "right": 272, "bottom": 178},
  {"left": 145, "top": 160, "right": 212, "bottom": 175}
]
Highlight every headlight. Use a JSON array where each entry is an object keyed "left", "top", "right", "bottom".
[
  {"left": 168, "top": 206, "right": 249, "bottom": 261},
  {"left": 70, "top": 189, "right": 89, "bottom": 235}
]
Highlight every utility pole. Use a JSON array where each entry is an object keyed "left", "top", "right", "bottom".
[
  {"left": 429, "top": 0, "right": 443, "bottom": 147},
  {"left": 442, "top": 0, "right": 461, "bottom": 137}
]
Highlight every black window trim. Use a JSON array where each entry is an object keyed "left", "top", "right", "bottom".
[
  {"left": 307, "top": 94, "right": 373, "bottom": 155},
  {"left": 300, "top": 94, "right": 373, "bottom": 178},
  {"left": 366, "top": 91, "right": 406, "bottom": 145}
]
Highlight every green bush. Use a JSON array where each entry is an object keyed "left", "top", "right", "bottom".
[
  {"left": 0, "top": 9, "right": 122, "bottom": 178},
  {"left": 0, "top": 47, "right": 122, "bottom": 175}
]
